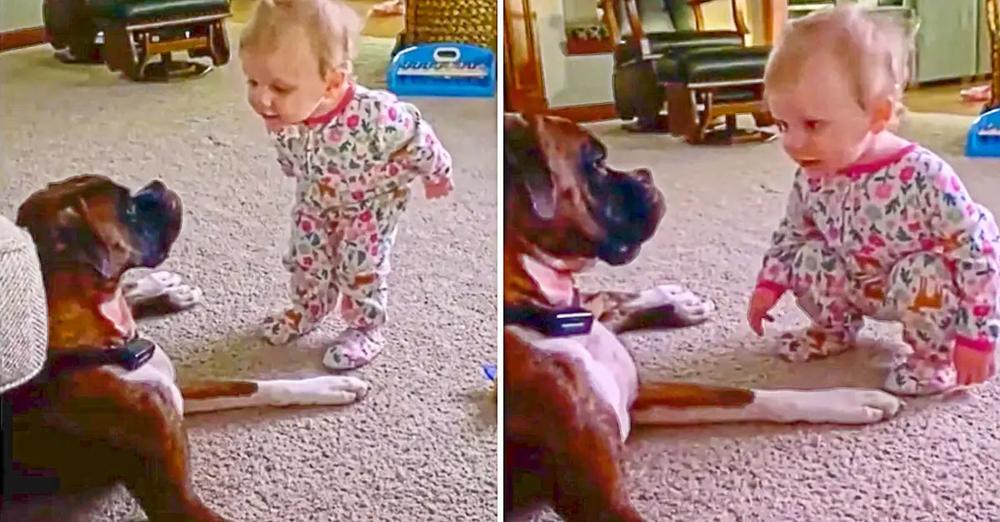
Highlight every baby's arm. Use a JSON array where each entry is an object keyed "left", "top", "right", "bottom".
[
  {"left": 756, "top": 171, "right": 822, "bottom": 295},
  {"left": 376, "top": 99, "right": 453, "bottom": 189},
  {"left": 925, "top": 162, "right": 1000, "bottom": 350}
]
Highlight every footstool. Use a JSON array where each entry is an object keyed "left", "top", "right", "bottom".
[
  {"left": 44, "top": 0, "right": 233, "bottom": 82},
  {"left": 0, "top": 215, "right": 48, "bottom": 502},
  {"left": 665, "top": 45, "right": 775, "bottom": 144},
  {"left": 0, "top": 216, "right": 47, "bottom": 395}
]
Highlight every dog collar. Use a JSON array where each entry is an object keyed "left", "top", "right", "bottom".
[
  {"left": 503, "top": 305, "right": 595, "bottom": 337},
  {"left": 42, "top": 337, "right": 157, "bottom": 377}
]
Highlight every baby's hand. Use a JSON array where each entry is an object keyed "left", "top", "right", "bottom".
[
  {"left": 747, "top": 286, "right": 780, "bottom": 336},
  {"left": 424, "top": 178, "right": 453, "bottom": 199},
  {"left": 954, "top": 341, "right": 996, "bottom": 386}
]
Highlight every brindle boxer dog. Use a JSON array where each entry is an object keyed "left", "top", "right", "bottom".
[
  {"left": 503, "top": 113, "right": 906, "bottom": 521},
  {"left": 2, "top": 175, "right": 370, "bottom": 521}
]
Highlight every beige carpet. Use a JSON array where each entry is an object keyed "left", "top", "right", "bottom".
[
  {"left": 524, "top": 111, "right": 1000, "bottom": 521},
  {"left": 0, "top": 25, "right": 497, "bottom": 522}
]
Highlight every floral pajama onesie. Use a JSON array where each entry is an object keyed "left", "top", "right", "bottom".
[
  {"left": 757, "top": 143, "right": 1000, "bottom": 395},
  {"left": 261, "top": 83, "right": 453, "bottom": 370}
]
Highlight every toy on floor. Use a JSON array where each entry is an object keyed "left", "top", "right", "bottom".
[
  {"left": 370, "top": 0, "right": 404, "bottom": 17},
  {"left": 965, "top": 107, "right": 1000, "bottom": 157},
  {"left": 482, "top": 363, "right": 497, "bottom": 399},
  {"left": 386, "top": 43, "right": 496, "bottom": 98},
  {"left": 961, "top": 84, "right": 992, "bottom": 103}
]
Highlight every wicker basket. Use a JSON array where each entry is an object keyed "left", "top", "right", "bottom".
[
  {"left": 403, "top": 0, "right": 497, "bottom": 52},
  {"left": 0, "top": 215, "right": 48, "bottom": 393}
]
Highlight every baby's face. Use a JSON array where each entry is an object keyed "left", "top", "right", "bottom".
[
  {"left": 766, "top": 56, "right": 879, "bottom": 175},
  {"left": 240, "top": 31, "right": 336, "bottom": 130}
]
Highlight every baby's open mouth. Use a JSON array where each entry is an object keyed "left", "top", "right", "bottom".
[{"left": 797, "top": 158, "right": 821, "bottom": 168}]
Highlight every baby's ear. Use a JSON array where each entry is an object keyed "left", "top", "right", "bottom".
[
  {"left": 324, "top": 68, "right": 347, "bottom": 93},
  {"left": 869, "top": 96, "right": 895, "bottom": 133}
]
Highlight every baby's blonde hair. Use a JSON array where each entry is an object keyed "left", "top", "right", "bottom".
[
  {"left": 764, "top": 5, "right": 917, "bottom": 127},
  {"left": 239, "top": 0, "right": 362, "bottom": 77}
]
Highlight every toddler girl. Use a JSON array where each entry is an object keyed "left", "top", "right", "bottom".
[
  {"left": 747, "top": 6, "right": 1000, "bottom": 395},
  {"left": 239, "top": 0, "right": 454, "bottom": 370}
]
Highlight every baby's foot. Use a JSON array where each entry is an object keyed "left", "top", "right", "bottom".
[
  {"left": 322, "top": 328, "right": 385, "bottom": 371},
  {"left": 883, "top": 351, "right": 957, "bottom": 396},
  {"left": 776, "top": 327, "right": 855, "bottom": 362},
  {"left": 260, "top": 309, "right": 313, "bottom": 345}
]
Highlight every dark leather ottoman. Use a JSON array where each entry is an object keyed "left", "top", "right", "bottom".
[
  {"left": 43, "top": 0, "right": 232, "bottom": 82},
  {"left": 611, "top": 30, "right": 746, "bottom": 131},
  {"left": 664, "top": 45, "right": 775, "bottom": 144}
]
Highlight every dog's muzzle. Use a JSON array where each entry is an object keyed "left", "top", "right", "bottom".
[
  {"left": 592, "top": 169, "right": 661, "bottom": 266},
  {"left": 131, "top": 181, "right": 182, "bottom": 268}
]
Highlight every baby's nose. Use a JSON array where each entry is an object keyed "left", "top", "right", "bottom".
[{"left": 257, "top": 92, "right": 273, "bottom": 109}]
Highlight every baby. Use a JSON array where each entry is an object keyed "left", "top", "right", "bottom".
[
  {"left": 239, "top": 0, "right": 454, "bottom": 371},
  {"left": 747, "top": 6, "right": 1000, "bottom": 395}
]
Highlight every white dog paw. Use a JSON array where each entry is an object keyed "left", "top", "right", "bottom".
[
  {"left": 124, "top": 271, "right": 203, "bottom": 310},
  {"left": 628, "top": 284, "right": 716, "bottom": 324},
  {"left": 768, "top": 388, "right": 904, "bottom": 425},
  {"left": 164, "top": 283, "right": 203, "bottom": 309},
  {"left": 267, "top": 376, "right": 371, "bottom": 407}
]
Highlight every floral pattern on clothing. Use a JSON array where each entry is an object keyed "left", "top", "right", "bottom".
[
  {"left": 758, "top": 144, "right": 1000, "bottom": 349},
  {"left": 780, "top": 241, "right": 968, "bottom": 394},
  {"left": 270, "top": 84, "right": 453, "bottom": 208},
  {"left": 260, "top": 187, "right": 412, "bottom": 345}
]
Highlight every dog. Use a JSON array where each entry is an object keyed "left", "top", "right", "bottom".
[
  {"left": 503, "top": 113, "right": 906, "bottom": 521},
  {"left": 1, "top": 175, "right": 370, "bottom": 521}
]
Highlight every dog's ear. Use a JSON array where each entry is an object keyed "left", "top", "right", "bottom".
[
  {"left": 17, "top": 195, "right": 117, "bottom": 280},
  {"left": 504, "top": 113, "right": 557, "bottom": 219},
  {"left": 528, "top": 114, "right": 597, "bottom": 216}
]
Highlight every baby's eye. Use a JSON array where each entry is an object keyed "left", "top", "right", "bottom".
[
  {"left": 246, "top": 79, "right": 258, "bottom": 87},
  {"left": 273, "top": 85, "right": 293, "bottom": 94},
  {"left": 775, "top": 120, "right": 788, "bottom": 132}
]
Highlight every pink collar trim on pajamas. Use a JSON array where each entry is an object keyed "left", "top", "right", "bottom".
[
  {"left": 302, "top": 83, "right": 357, "bottom": 127},
  {"left": 838, "top": 142, "right": 918, "bottom": 180}
]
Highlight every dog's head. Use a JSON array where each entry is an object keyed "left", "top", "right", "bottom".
[
  {"left": 504, "top": 113, "right": 664, "bottom": 266},
  {"left": 16, "top": 175, "right": 183, "bottom": 285}
]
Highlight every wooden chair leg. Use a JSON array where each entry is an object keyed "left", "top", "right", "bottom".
[
  {"left": 666, "top": 83, "right": 696, "bottom": 139},
  {"left": 753, "top": 111, "right": 775, "bottom": 127},
  {"left": 688, "top": 90, "right": 713, "bottom": 144},
  {"left": 102, "top": 25, "right": 144, "bottom": 81},
  {"left": 209, "top": 21, "right": 230, "bottom": 66}
]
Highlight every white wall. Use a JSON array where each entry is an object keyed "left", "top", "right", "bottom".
[
  {"left": 1, "top": 0, "right": 43, "bottom": 32},
  {"left": 536, "top": 0, "right": 616, "bottom": 108}
]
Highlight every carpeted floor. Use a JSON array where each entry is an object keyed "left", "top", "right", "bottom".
[
  {"left": 0, "top": 26, "right": 496, "bottom": 522},
  {"left": 524, "top": 112, "right": 1000, "bottom": 521}
]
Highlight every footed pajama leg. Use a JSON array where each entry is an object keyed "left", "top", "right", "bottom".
[
  {"left": 323, "top": 189, "right": 411, "bottom": 371},
  {"left": 778, "top": 241, "right": 865, "bottom": 362},
  {"left": 261, "top": 209, "right": 339, "bottom": 344}
]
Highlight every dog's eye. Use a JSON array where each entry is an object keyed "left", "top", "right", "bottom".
[{"left": 124, "top": 203, "right": 138, "bottom": 222}]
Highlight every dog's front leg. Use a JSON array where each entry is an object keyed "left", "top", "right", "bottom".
[
  {"left": 581, "top": 284, "right": 715, "bottom": 334},
  {"left": 43, "top": 374, "right": 226, "bottom": 521},
  {"left": 631, "top": 382, "right": 904, "bottom": 426},
  {"left": 123, "top": 271, "right": 204, "bottom": 319},
  {"left": 181, "top": 376, "right": 370, "bottom": 414}
]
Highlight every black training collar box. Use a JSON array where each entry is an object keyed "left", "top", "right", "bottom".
[
  {"left": 505, "top": 307, "right": 595, "bottom": 337},
  {"left": 44, "top": 337, "right": 158, "bottom": 376}
]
